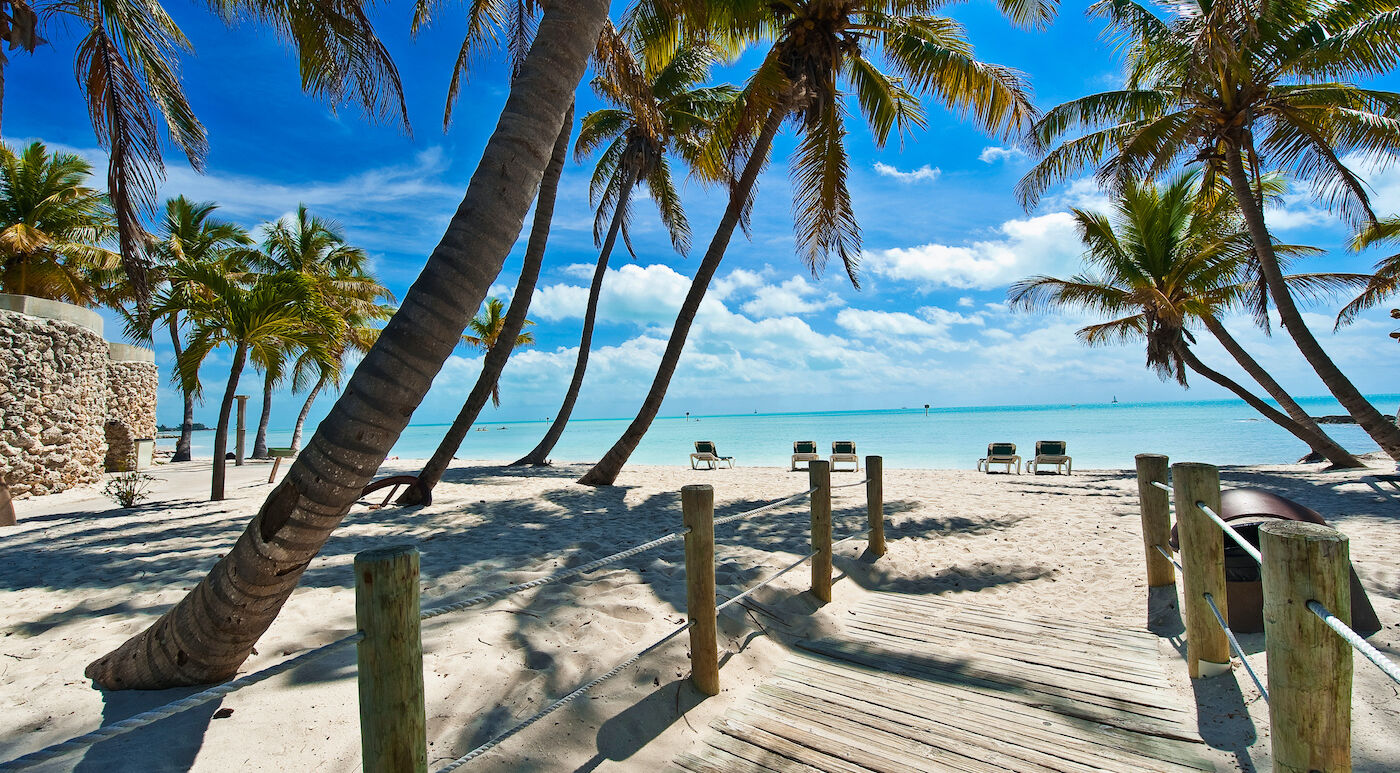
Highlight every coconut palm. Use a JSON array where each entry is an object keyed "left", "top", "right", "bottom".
[
  {"left": 1018, "top": 0, "right": 1400, "bottom": 459},
  {"left": 1011, "top": 173, "right": 1365, "bottom": 466},
  {"left": 247, "top": 205, "right": 385, "bottom": 458},
  {"left": 171, "top": 266, "right": 332, "bottom": 501},
  {"left": 461, "top": 297, "right": 536, "bottom": 406},
  {"left": 85, "top": 0, "right": 609, "bottom": 689},
  {"left": 144, "top": 197, "right": 253, "bottom": 462},
  {"left": 514, "top": 31, "right": 737, "bottom": 468},
  {"left": 1339, "top": 217, "right": 1400, "bottom": 328},
  {"left": 0, "top": 141, "right": 117, "bottom": 304},
  {"left": 578, "top": 0, "right": 1044, "bottom": 485}
]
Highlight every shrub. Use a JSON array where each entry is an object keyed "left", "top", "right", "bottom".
[{"left": 103, "top": 472, "right": 158, "bottom": 508}]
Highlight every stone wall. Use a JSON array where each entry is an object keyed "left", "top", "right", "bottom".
[
  {"left": 0, "top": 308, "right": 109, "bottom": 496},
  {"left": 105, "top": 345, "right": 158, "bottom": 472}
]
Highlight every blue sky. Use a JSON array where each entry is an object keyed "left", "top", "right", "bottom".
[{"left": 10, "top": 1, "right": 1400, "bottom": 430}]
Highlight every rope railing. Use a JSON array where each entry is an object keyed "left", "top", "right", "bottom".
[
  {"left": 1195, "top": 502, "right": 1262, "bottom": 564},
  {"left": 1308, "top": 600, "right": 1400, "bottom": 687},
  {"left": 829, "top": 477, "right": 871, "bottom": 490},
  {"left": 1202, "top": 592, "right": 1269, "bottom": 702},
  {"left": 0, "top": 632, "right": 363, "bottom": 771},
  {"left": 715, "top": 531, "right": 864, "bottom": 616},
  {"left": 712, "top": 486, "right": 817, "bottom": 528}
]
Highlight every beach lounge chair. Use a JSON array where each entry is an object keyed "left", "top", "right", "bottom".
[
  {"left": 977, "top": 442, "right": 1020, "bottom": 474},
  {"left": 830, "top": 441, "right": 860, "bottom": 472},
  {"left": 690, "top": 441, "right": 734, "bottom": 470},
  {"left": 1029, "top": 440, "right": 1072, "bottom": 475},
  {"left": 791, "top": 441, "right": 820, "bottom": 471}
]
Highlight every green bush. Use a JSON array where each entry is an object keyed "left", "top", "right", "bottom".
[{"left": 103, "top": 472, "right": 157, "bottom": 508}]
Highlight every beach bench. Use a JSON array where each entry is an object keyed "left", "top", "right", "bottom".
[
  {"left": 266, "top": 446, "right": 296, "bottom": 483},
  {"left": 830, "top": 441, "right": 860, "bottom": 472},
  {"left": 690, "top": 441, "right": 734, "bottom": 470},
  {"left": 791, "top": 441, "right": 820, "bottom": 471},
  {"left": 977, "top": 442, "right": 1020, "bottom": 474},
  {"left": 1028, "top": 440, "right": 1072, "bottom": 475}
]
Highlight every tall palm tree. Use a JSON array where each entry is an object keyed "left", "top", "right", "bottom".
[
  {"left": 144, "top": 196, "right": 253, "bottom": 462},
  {"left": 578, "top": 0, "right": 1044, "bottom": 485},
  {"left": 247, "top": 205, "right": 382, "bottom": 458},
  {"left": 0, "top": 141, "right": 117, "bottom": 305},
  {"left": 3, "top": 0, "right": 405, "bottom": 311},
  {"left": 85, "top": 0, "right": 610, "bottom": 689},
  {"left": 1018, "top": 0, "right": 1400, "bottom": 460},
  {"left": 170, "top": 266, "right": 332, "bottom": 500},
  {"left": 1011, "top": 173, "right": 1365, "bottom": 467},
  {"left": 461, "top": 297, "right": 536, "bottom": 406},
  {"left": 514, "top": 31, "right": 737, "bottom": 467}
]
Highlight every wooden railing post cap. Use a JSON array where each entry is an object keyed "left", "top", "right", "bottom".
[
  {"left": 1259, "top": 520, "right": 1346, "bottom": 543},
  {"left": 1135, "top": 453, "right": 1168, "bottom": 462},
  {"left": 1171, "top": 461, "right": 1217, "bottom": 473},
  {"left": 355, "top": 544, "right": 419, "bottom": 565},
  {"left": 681, "top": 484, "right": 713, "bottom": 494}
]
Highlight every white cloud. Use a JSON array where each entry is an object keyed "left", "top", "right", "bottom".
[
  {"left": 957, "top": 297, "right": 976, "bottom": 308},
  {"left": 559, "top": 263, "right": 597, "bottom": 279},
  {"left": 712, "top": 268, "right": 770, "bottom": 300},
  {"left": 865, "top": 212, "right": 1084, "bottom": 290},
  {"left": 740, "top": 276, "right": 843, "bottom": 318},
  {"left": 978, "top": 146, "right": 1028, "bottom": 164},
  {"left": 834, "top": 309, "right": 968, "bottom": 352},
  {"left": 873, "top": 162, "right": 941, "bottom": 183}
]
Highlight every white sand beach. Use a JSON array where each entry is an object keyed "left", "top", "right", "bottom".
[{"left": 0, "top": 457, "right": 1396, "bottom": 772}]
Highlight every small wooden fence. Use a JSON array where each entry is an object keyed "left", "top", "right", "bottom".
[{"left": 1134, "top": 454, "right": 1400, "bottom": 773}]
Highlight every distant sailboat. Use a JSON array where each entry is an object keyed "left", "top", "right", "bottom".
[{"left": 1112, "top": 395, "right": 1119, "bottom": 404}]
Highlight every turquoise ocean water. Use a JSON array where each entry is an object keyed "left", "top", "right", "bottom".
[{"left": 162, "top": 395, "right": 1398, "bottom": 471}]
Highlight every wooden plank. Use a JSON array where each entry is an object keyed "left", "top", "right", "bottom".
[
  {"left": 781, "top": 658, "right": 1214, "bottom": 769},
  {"left": 776, "top": 662, "right": 1215, "bottom": 772},
  {"left": 862, "top": 592, "right": 1162, "bottom": 642},
  {"left": 711, "top": 716, "right": 880, "bottom": 773},
  {"left": 862, "top": 596, "right": 1162, "bottom": 653},
  {"left": 705, "top": 733, "right": 826, "bottom": 773},
  {"left": 728, "top": 708, "right": 965, "bottom": 773}
]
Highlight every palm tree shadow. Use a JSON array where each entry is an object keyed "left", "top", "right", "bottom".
[
  {"left": 567, "top": 679, "right": 711, "bottom": 773},
  {"left": 69, "top": 689, "right": 223, "bottom": 773}
]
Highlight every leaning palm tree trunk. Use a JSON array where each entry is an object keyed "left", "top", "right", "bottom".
[
  {"left": 397, "top": 104, "right": 573, "bottom": 506},
  {"left": 169, "top": 316, "right": 195, "bottom": 462},
  {"left": 578, "top": 101, "right": 789, "bottom": 486},
  {"left": 289, "top": 373, "right": 326, "bottom": 453},
  {"left": 85, "top": 1, "right": 609, "bottom": 689},
  {"left": 210, "top": 344, "right": 248, "bottom": 501},
  {"left": 253, "top": 371, "right": 274, "bottom": 458},
  {"left": 1199, "top": 314, "right": 1362, "bottom": 467},
  {"left": 1176, "top": 343, "right": 1364, "bottom": 458},
  {"left": 515, "top": 164, "right": 637, "bottom": 467},
  {"left": 1224, "top": 150, "right": 1400, "bottom": 460}
]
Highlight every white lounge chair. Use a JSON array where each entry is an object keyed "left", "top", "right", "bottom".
[
  {"left": 690, "top": 441, "right": 734, "bottom": 470},
  {"left": 1028, "top": 440, "right": 1072, "bottom": 475},
  {"left": 791, "top": 441, "right": 820, "bottom": 471},
  {"left": 977, "top": 442, "right": 1021, "bottom": 474},
  {"left": 830, "top": 441, "right": 860, "bottom": 472}
]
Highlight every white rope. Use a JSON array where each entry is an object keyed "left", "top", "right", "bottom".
[
  {"left": 1195, "top": 502, "right": 1262, "bottom": 564},
  {"left": 1202, "top": 592, "right": 1269, "bottom": 702},
  {"left": 712, "top": 487, "right": 817, "bottom": 528},
  {"left": 420, "top": 529, "right": 690, "bottom": 621},
  {"left": 714, "top": 532, "right": 863, "bottom": 615},
  {"left": 0, "top": 633, "right": 362, "bottom": 771},
  {"left": 1308, "top": 600, "right": 1400, "bottom": 686},
  {"left": 829, "top": 478, "right": 870, "bottom": 490},
  {"left": 432, "top": 621, "right": 693, "bottom": 772},
  {"left": 1154, "top": 544, "right": 1183, "bottom": 571},
  {"left": 1149, "top": 480, "right": 1171, "bottom": 492}
]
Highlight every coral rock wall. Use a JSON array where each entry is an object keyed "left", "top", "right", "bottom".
[{"left": 0, "top": 309, "right": 109, "bottom": 496}]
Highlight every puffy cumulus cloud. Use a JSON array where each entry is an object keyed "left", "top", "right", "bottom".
[
  {"left": 864, "top": 212, "right": 1083, "bottom": 290},
  {"left": 740, "top": 276, "right": 843, "bottom": 318},
  {"left": 833, "top": 308, "right": 970, "bottom": 352},
  {"left": 957, "top": 297, "right": 976, "bottom": 308},
  {"left": 712, "top": 268, "right": 771, "bottom": 300},
  {"left": 920, "top": 306, "right": 985, "bottom": 327},
  {"left": 874, "top": 162, "right": 941, "bottom": 183},
  {"left": 978, "top": 146, "right": 1028, "bottom": 164},
  {"left": 529, "top": 263, "right": 722, "bottom": 327},
  {"left": 559, "top": 263, "right": 598, "bottom": 279}
]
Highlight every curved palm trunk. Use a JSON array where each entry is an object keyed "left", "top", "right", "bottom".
[
  {"left": 288, "top": 373, "right": 326, "bottom": 453},
  {"left": 85, "top": 1, "right": 609, "bottom": 690},
  {"left": 1225, "top": 149, "right": 1400, "bottom": 460},
  {"left": 397, "top": 103, "right": 574, "bottom": 506},
  {"left": 514, "top": 165, "right": 637, "bottom": 466},
  {"left": 1199, "top": 314, "right": 1362, "bottom": 467},
  {"left": 1177, "top": 343, "right": 1362, "bottom": 460},
  {"left": 252, "top": 371, "right": 273, "bottom": 458},
  {"left": 578, "top": 102, "right": 789, "bottom": 486},
  {"left": 210, "top": 343, "right": 248, "bottom": 501},
  {"left": 169, "top": 315, "right": 195, "bottom": 463}
]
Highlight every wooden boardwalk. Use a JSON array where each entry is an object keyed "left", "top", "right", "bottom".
[{"left": 671, "top": 593, "right": 1219, "bottom": 773}]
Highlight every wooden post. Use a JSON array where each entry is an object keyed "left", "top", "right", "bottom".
[
  {"left": 0, "top": 483, "right": 13, "bottom": 527},
  {"left": 809, "top": 460, "right": 833, "bottom": 602},
  {"left": 354, "top": 546, "right": 427, "bottom": 773},
  {"left": 1260, "top": 522, "right": 1352, "bottom": 773},
  {"left": 682, "top": 484, "right": 719, "bottom": 696},
  {"left": 1171, "top": 462, "right": 1230, "bottom": 677},
  {"left": 234, "top": 395, "right": 249, "bottom": 466},
  {"left": 866, "top": 455, "right": 885, "bottom": 557},
  {"left": 1135, "top": 454, "right": 1174, "bottom": 587}
]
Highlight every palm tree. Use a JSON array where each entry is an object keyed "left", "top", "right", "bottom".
[
  {"left": 85, "top": 0, "right": 610, "bottom": 689},
  {"left": 247, "top": 205, "right": 383, "bottom": 458},
  {"left": 514, "top": 31, "right": 737, "bottom": 467},
  {"left": 1339, "top": 217, "right": 1400, "bottom": 328},
  {"left": 0, "top": 141, "right": 117, "bottom": 305},
  {"left": 170, "top": 266, "right": 331, "bottom": 501},
  {"left": 459, "top": 297, "right": 536, "bottom": 406},
  {"left": 1010, "top": 174, "right": 1365, "bottom": 467},
  {"left": 5, "top": 0, "right": 407, "bottom": 312},
  {"left": 577, "top": 0, "right": 1043, "bottom": 485},
  {"left": 1018, "top": 0, "right": 1400, "bottom": 460},
  {"left": 145, "top": 197, "right": 253, "bottom": 462}
]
